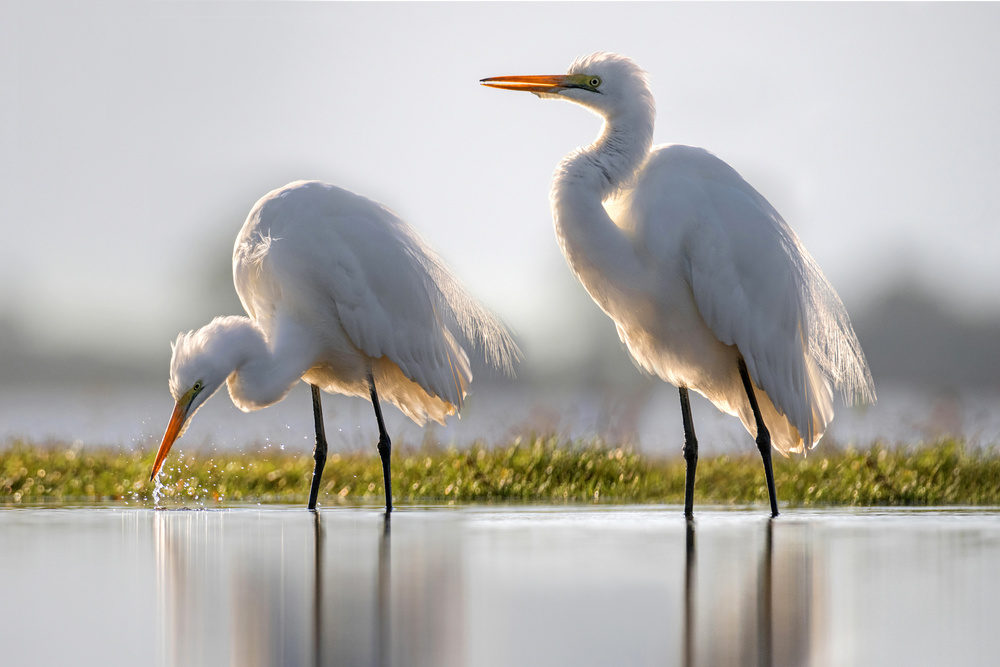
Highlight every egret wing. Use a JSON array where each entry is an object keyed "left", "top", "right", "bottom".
[
  {"left": 235, "top": 181, "right": 516, "bottom": 413},
  {"left": 629, "top": 146, "right": 831, "bottom": 442}
]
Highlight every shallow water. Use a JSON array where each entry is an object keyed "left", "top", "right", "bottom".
[{"left": 0, "top": 506, "right": 997, "bottom": 666}]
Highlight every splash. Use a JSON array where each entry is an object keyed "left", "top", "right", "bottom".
[{"left": 152, "top": 473, "right": 164, "bottom": 506}]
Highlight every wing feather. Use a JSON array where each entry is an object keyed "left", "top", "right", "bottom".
[
  {"left": 630, "top": 146, "right": 873, "bottom": 445},
  {"left": 234, "top": 181, "right": 517, "bottom": 419}
]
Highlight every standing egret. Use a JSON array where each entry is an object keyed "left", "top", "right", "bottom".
[
  {"left": 482, "top": 53, "right": 875, "bottom": 516},
  {"left": 150, "top": 180, "right": 517, "bottom": 511}
]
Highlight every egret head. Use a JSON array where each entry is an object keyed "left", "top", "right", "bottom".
[
  {"left": 149, "top": 317, "right": 243, "bottom": 481},
  {"left": 481, "top": 52, "right": 654, "bottom": 122}
]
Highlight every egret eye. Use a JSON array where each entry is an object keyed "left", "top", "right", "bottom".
[
  {"left": 193, "top": 380, "right": 204, "bottom": 393},
  {"left": 589, "top": 77, "right": 602, "bottom": 88}
]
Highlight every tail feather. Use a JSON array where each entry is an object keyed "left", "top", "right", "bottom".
[{"left": 738, "top": 355, "right": 834, "bottom": 455}]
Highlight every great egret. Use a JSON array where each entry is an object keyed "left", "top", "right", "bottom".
[
  {"left": 150, "top": 180, "right": 517, "bottom": 511},
  {"left": 482, "top": 53, "right": 875, "bottom": 517}
]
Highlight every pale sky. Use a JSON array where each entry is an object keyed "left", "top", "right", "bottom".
[{"left": 2, "top": 1, "right": 999, "bottom": 374}]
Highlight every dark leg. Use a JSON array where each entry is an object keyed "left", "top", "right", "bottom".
[
  {"left": 738, "top": 359, "right": 779, "bottom": 517},
  {"left": 307, "top": 384, "right": 329, "bottom": 510},
  {"left": 679, "top": 387, "right": 699, "bottom": 518},
  {"left": 368, "top": 371, "right": 393, "bottom": 513}
]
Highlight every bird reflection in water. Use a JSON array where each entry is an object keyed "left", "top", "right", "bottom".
[
  {"left": 312, "top": 510, "right": 391, "bottom": 667},
  {"left": 153, "top": 509, "right": 817, "bottom": 666},
  {"left": 311, "top": 511, "right": 322, "bottom": 667},
  {"left": 376, "top": 513, "right": 391, "bottom": 667},
  {"left": 153, "top": 510, "right": 396, "bottom": 666},
  {"left": 758, "top": 521, "right": 774, "bottom": 667},
  {"left": 682, "top": 518, "right": 815, "bottom": 667},
  {"left": 683, "top": 518, "right": 696, "bottom": 667}
]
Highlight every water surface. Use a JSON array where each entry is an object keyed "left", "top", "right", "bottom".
[{"left": 0, "top": 506, "right": 996, "bottom": 666}]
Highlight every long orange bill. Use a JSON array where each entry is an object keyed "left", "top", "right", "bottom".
[
  {"left": 150, "top": 399, "right": 189, "bottom": 481},
  {"left": 480, "top": 74, "right": 570, "bottom": 93}
]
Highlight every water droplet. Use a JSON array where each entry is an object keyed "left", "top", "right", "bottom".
[{"left": 152, "top": 475, "right": 164, "bottom": 505}]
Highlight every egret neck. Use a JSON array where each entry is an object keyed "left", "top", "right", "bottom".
[
  {"left": 550, "top": 104, "right": 654, "bottom": 310},
  {"left": 212, "top": 316, "right": 314, "bottom": 411}
]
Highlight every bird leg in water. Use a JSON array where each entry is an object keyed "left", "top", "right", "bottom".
[
  {"left": 679, "top": 387, "right": 699, "bottom": 518},
  {"left": 738, "top": 359, "right": 779, "bottom": 517},
  {"left": 368, "top": 371, "right": 393, "bottom": 513},
  {"left": 308, "top": 384, "right": 328, "bottom": 510}
]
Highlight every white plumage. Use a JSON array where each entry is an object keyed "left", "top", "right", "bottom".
[
  {"left": 232, "top": 180, "right": 514, "bottom": 420},
  {"left": 606, "top": 145, "right": 851, "bottom": 454},
  {"left": 483, "top": 52, "right": 874, "bottom": 515},
  {"left": 153, "top": 180, "right": 517, "bottom": 510}
]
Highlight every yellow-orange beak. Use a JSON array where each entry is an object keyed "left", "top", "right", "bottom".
[
  {"left": 480, "top": 74, "right": 570, "bottom": 94},
  {"left": 149, "top": 397, "right": 191, "bottom": 481}
]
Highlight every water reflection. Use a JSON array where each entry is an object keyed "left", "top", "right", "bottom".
[
  {"left": 683, "top": 519, "right": 696, "bottom": 667},
  {"left": 309, "top": 511, "right": 392, "bottom": 667},
  {"left": 1, "top": 507, "right": 998, "bottom": 665},
  {"left": 312, "top": 511, "right": 323, "bottom": 667},
  {"left": 759, "top": 521, "right": 774, "bottom": 667},
  {"left": 148, "top": 508, "right": 1000, "bottom": 666},
  {"left": 376, "top": 513, "right": 390, "bottom": 667},
  {"left": 681, "top": 517, "right": 814, "bottom": 667}
]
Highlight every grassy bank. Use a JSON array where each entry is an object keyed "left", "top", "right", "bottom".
[{"left": 1, "top": 436, "right": 998, "bottom": 507}]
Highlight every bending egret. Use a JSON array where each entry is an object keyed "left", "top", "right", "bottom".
[
  {"left": 150, "top": 180, "right": 517, "bottom": 511},
  {"left": 482, "top": 53, "right": 875, "bottom": 516}
]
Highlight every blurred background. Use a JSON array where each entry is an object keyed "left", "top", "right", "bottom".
[{"left": 1, "top": 1, "right": 998, "bottom": 455}]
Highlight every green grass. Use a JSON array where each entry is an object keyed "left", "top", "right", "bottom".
[{"left": 1, "top": 436, "right": 999, "bottom": 507}]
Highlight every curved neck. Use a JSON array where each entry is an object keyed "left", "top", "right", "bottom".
[
  {"left": 215, "top": 317, "right": 314, "bottom": 411},
  {"left": 559, "top": 109, "right": 654, "bottom": 198},
  {"left": 549, "top": 109, "right": 654, "bottom": 307}
]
